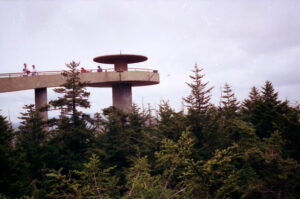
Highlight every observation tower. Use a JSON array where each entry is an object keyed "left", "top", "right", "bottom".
[
  {"left": 0, "top": 54, "right": 159, "bottom": 120},
  {"left": 93, "top": 54, "right": 159, "bottom": 111}
]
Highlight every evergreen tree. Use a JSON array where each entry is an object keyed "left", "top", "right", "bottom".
[
  {"left": 155, "top": 131, "right": 197, "bottom": 198},
  {"left": 220, "top": 83, "right": 239, "bottom": 119},
  {"left": 0, "top": 114, "right": 14, "bottom": 197},
  {"left": 241, "top": 80, "right": 300, "bottom": 156},
  {"left": 95, "top": 106, "right": 134, "bottom": 170},
  {"left": 201, "top": 122, "right": 300, "bottom": 199},
  {"left": 241, "top": 86, "right": 261, "bottom": 124},
  {"left": 256, "top": 81, "right": 281, "bottom": 138},
  {"left": 210, "top": 83, "right": 242, "bottom": 150},
  {"left": 124, "top": 156, "right": 161, "bottom": 198},
  {"left": 277, "top": 102, "right": 300, "bottom": 161},
  {"left": 183, "top": 64, "right": 213, "bottom": 114},
  {"left": 13, "top": 105, "right": 49, "bottom": 198},
  {"left": 47, "top": 154, "right": 119, "bottom": 198},
  {"left": 156, "top": 101, "right": 186, "bottom": 141},
  {"left": 46, "top": 61, "right": 95, "bottom": 172},
  {"left": 50, "top": 61, "right": 90, "bottom": 125},
  {"left": 94, "top": 105, "right": 156, "bottom": 189},
  {"left": 183, "top": 64, "right": 213, "bottom": 159}
]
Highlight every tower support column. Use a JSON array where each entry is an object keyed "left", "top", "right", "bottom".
[
  {"left": 112, "top": 83, "right": 132, "bottom": 112},
  {"left": 35, "top": 87, "right": 48, "bottom": 120}
]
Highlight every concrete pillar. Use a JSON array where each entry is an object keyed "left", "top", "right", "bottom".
[
  {"left": 115, "top": 62, "right": 128, "bottom": 71},
  {"left": 112, "top": 83, "right": 132, "bottom": 112},
  {"left": 35, "top": 87, "right": 48, "bottom": 120}
]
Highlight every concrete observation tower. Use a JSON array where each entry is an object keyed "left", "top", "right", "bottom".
[
  {"left": 93, "top": 54, "right": 158, "bottom": 111},
  {"left": 0, "top": 54, "right": 159, "bottom": 120}
]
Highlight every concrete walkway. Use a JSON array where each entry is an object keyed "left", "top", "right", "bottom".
[{"left": 0, "top": 69, "right": 159, "bottom": 93}]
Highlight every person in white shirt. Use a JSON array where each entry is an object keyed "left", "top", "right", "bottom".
[{"left": 32, "top": 65, "right": 37, "bottom": 76}]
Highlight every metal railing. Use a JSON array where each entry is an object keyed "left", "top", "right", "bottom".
[{"left": 0, "top": 68, "right": 158, "bottom": 78}]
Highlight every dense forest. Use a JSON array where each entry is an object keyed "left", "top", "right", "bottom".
[{"left": 0, "top": 61, "right": 299, "bottom": 199}]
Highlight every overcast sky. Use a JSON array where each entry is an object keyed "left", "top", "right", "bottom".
[{"left": 0, "top": 0, "right": 300, "bottom": 122}]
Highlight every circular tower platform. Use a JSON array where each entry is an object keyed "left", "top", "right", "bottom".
[
  {"left": 93, "top": 53, "right": 158, "bottom": 112},
  {"left": 93, "top": 54, "right": 147, "bottom": 64}
]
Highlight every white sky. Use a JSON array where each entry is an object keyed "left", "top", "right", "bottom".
[{"left": 0, "top": 0, "right": 300, "bottom": 122}]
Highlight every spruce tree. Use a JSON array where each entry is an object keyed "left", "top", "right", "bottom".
[
  {"left": 220, "top": 83, "right": 239, "bottom": 119},
  {"left": 124, "top": 156, "right": 161, "bottom": 198},
  {"left": 183, "top": 64, "right": 213, "bottom": 158},
  {"left": 13, "top": 105, "right": 49, "bottom": 198},
  {"left": 47, "top": 61, "right": 94, "bottom": 172},
  {"left": 155, "top": 131, "right": 197, "bottom": 198},
  {"left": 95, "top": 106, "right": 153, "bottom": 176},
  {"left": 242, "top": 81, "right": 282, "bottom": 139},
  {"left": 156, "top": 101, "right": 186, "bottom": 141},
  {"left": 50, "top": 61, "right": 90, "bottom": 126},
  {"left": 46, "top": 154, "right": 119, "bottom": 198},
  {"left": 213, "top": 83, "right": 242, "bottom": 149},
  {"left": 242, "top": 82, "right": 300, "bottom": 160},
  {"left": 183, "top": 64, "right": 213, "bottom": 114},
  {"left": 0, "top": 114, "right": 14, "bottom": 197},
  {"left": 256, "top": 81, "right": 281, "bottom": 138},
  {"left": 241, "top": 86, "right": 261, "bottom": 122}
]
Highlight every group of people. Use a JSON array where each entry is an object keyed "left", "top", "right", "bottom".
[
  {"left": 23, "top": 63, "right": 37, "bottom": 76},
  {"left": 22, "top": 64, "right": 103, "bottom": 76},
  {"left": 81, "top": 65, "right": 103, "bottom": 73}
]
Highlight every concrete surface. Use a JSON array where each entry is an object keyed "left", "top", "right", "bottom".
[
  {"left": 35, "top": 88, "right": 48, "bottom": 120},
  {"left": 112, "top": 83, "right": 132, "bottom": 112},
  {"left": 0, "top": 71, "right": 159, "bottom": 93}
]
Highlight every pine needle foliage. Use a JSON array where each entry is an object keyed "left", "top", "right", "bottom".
[
  {"left": 50, "top": 61, "right": 90, "bottom": 125},
  {"left": 183, "top": 64, "right": 213, "bottom": 114},
  {"left": 220, "top": 83, "right": 239, "bottom": 119}
]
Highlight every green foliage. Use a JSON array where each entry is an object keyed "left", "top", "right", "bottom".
[
  {"left": 123, "top": 156, "right": 162, "bottom": 198},
  {"left": 220, "top": 83, "right": 239, "bottom": 119},
  {"left": 241, "top": 81, "right": 300, "bottom": 160},
  {"left": 0, "top": 115, "right": 14, "bottom": 196},
  {"left": 242, "top": 81, "right": 282, "bottom": 139},
  {"left": 12, "top": 105, "right": 49, "bottom": 198},
  {"left": 50, "top": 61, "right": 90, "bottom": 125},
  {"left": 201, "top": 130, "right": 300, "bottom": 199},
  {"left": 45, "top": 61, "right": 95, "bottom": 172},
  {"left": 156, "top": 101, "right": 186, "bottom": 141},
  {"left": 183, "top": 64, "right": 213, "bottom": 114},
  {"left": 183, "top": 64, "right": 215, "bottom": 160},
  {"left": 47, "top": 154, "right": 119, "bottom": 198},
  {"left": 154, "top": 131, "right": 197, "bottom": 198},
  {"left": 1, "top": 62, "right": 299, "bottom": 198}
]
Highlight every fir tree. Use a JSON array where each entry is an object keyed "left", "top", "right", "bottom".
[
  {"left": 46, "top": 61, "right": 95, "bottom": 172},
  {"left": 242, "top": 82, "right": 300, "bottom": 160},
  {"left": 242, "top": 81, "right": 281, "bottom": 139},
  {"left": 13, "top": 105, "right": 49, "bottom": 198},
  {"left": 50, "top": 61, "right": 90, "bottom": 126},
  {"left": 183, "top": 64, "right": 213, "bottom": 114},
  {"left": 183, "top": 64, "right": 213, "bottom": 158},
  {"left": 47, "top": 154, "right": 119, "bottom": 198},
  {"left": 156, "top": 101, "right": 186, "bottom": 141},
  {"left": 124, "top": 156, "right": 161, "bottom": 198},
  {"left": 155, "top": 131, "right": 197, "bottom": 198},
  {"left": 241, "top": 86, "right": 261, "bottom": 122},
  {"left": 211, "top": 83, "right": 242, "bottom": 150},
  {"left": 220, "top": 83, "right": 239, "bottom": 119},
  {"left": 0, "top": 114, "right": 14, "bottom": 196}
]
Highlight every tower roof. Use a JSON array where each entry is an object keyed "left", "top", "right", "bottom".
[{"left": 93, "top": 54, "right": 148, "bottom": 64}]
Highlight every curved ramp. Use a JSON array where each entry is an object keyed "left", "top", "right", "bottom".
[{"left": 0, "top": 71, "right": 159, "bottom": 93}]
